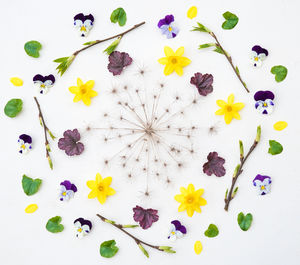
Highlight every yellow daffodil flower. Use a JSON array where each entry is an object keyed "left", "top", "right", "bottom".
[
  {"left": 174, "top": 184, "right": 207, "bottom": 217},
  {"left": 215, "top": 94, "right": 245, "bottom": 124},
  {"left": 158, "top": 46, "right": 191, "bottom": 76},
  {"left": 87, "top": 173, "right": 116, "bottom": 204},
  {"left": 69, "top": 78, "right": 98, "bottom": 106}
]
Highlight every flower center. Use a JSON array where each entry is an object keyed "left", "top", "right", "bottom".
[
  {"left": 263, "top": 102, "right": 268, "bottom": 107},
  {"left": 40, "top": 84, "right": 45, "bottom": 88},
  {"left": 77, "top": 228, "right": 82, "bottom": 232},
  {"left": 226, "top": 106, "right": 232, "bottom": 112},
  {"left": 254, "top": 57, "right": 259, "bottom": 61},
  {"left": 21, "top": 144, "right": 26, "bottom": 149},
  {"left": 261, "top": 185, "right": 265, "bottom": 190},
  {"left": 171, "top": 231, "right": 175, "bottom": 235},
  {"left": 62, "top": 192, "right": 66, "bottom": 196},
  {"left": 186, "top": 195, "right": 194, "bottom": 204},
  {"left": 168, "top": 26, "right": 173, "bottom": 32},
  {"left": 98, "top": 185, "right": 104, "bottom": 192},
  {"left": 80, "top": 87, "right": 87, "bottom": 94},
  {"left": 171, "top": 58, "right": 177, "bottom": 64}
]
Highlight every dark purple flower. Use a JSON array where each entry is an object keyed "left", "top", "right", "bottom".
[
  {"left": 203, "top": 152, "right": 226, "bottom": 177},
  {"left": 251, "top": 46, "right": 268, "bottom": 67},
  {"left": 33, "top": 74, "right": 55, "bottom": 83},
  {"left": 252, "top": 45, "right": 268, "bottom": 56},
  {"left": 74, "top": 217, "right": 92, "bottom": 238},
  {"left": 33, "top": 74, "right": 55, "bottom": 94},
  {"left": 133, "top": 205, "right": 159, "bottom": 229},
  {"left": 108, "top": 51, "right": 133, "bottom": 76},
  {"left": 254, "top": 90, "right": 275, "bottom": 101},
  {"left": 254, "top": 91, "right": 275, "bottom": 115},
  {"left": 19, "top": 134, "right": 32, "bottom": 144},
  {"left": 74, "top": 13, "right": 94, "bottom": 37},
  {"left": 60, "top": 180, "right": 77, "bottom": 193},
  {"left": 158, "top": 15, "right": 174, "bottom": 28},
  {"left": 190, "top": 73, "right": 214, "bottom": 96},
  {"left": 74, "top": 217, "right": 92, "bottom": 229},
  {"left": 74, "top": 13, "right": 94, "bottom": 23},
  {"left": 58, "top": 129, "right": 84, "bottom": 156}
]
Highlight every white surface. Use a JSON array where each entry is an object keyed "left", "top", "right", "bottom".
[{"left": 1, "top": 0, "right": 300, "bottom": 264}]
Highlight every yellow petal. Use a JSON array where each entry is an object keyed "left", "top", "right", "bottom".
[
  {"left": 25, "top": 204, "right": 38, "bottom": 213},
  {"left": 216, "top": 100, "right": 226, "bottom": 107},
  {"left": 178, "top": 203, "right": 187, "bottom": 212},
  {"left": 73, "top": 95, "right": 82, "bottom": 102},
  {"left": 224, "top": 112, "right": 233, "bottom": 124},
  {"left": 69, "top": 86, "right": 79, "bottom": 94},
  {"left": 232, "top": 111, "right": 241, "bottom": 120},
  {"left": 85, "top": 80, "right": 95, "bottom": 89},
  {"left": 97, "top": 193, "right": 107, "bottom": 204},
  {"left": 87, "top": 180, "right": 96, "bottom": 189},
  {"left": 158, "top": 57, "right": 168, "bottom": 65},
  {"left": 77, "top": 78, "right": 83, "bottom": 87},
  {"left": 195, "top": 188, "right": 204, "bottom": 197},
  {"left": 175, "top": 66, "right": 183, "bottom": 76},
  {"left": 103, "top": 176, "right": 112, "bottom": 186},
  {"left": 89, "top": 90, "right": 98, "bottom": 98},
  {"left": 10, "top": 77, "right": 23, "bottom": 86},
  {"left": 187, "top": 184, "right": 195, "bottom": 193},
  {"left": 194, "top": 206, "right": 202, "bottom": 213},
  {"left": 232, "top": 102, "right": 245, "bottom": 111},
  {"left": 164, "top": 46, "right": 174, "bottom": 57},
  {"left": 107, "top": 187, "right": 116, "bottom": 196},
  {"left": 88, "top": 189, "right": 98, "bottom": 199},
  {"left": 187, "top": 207, "right": 194, "bottom": 217},
  {"left": 198, "top": 197, "right": 207, "bottom": 206},
  {"left": 228, "top": 94, "right": 235, "bottom": 104},
  {"left": 179, "top": 57, "right": 191, "bottom": 67},
  {"left": 164, "top": 64, "right": 175, "bottom": 75},
  {"left": 175, "top": 194, "right": 184, "bottom": 202},
  {"left": 215, "top": 108, "right": 225, "bottom": 115},
  {"left": 187, "top": 6, "right": 197, "bottom": 19},
  {"left": 180, "top": 187, "right": 188, "bottom": 195},
  {"left": 96, "top": 173, "right": 103, "bottom": 183},
  {"left": 82, "top": 96, "right": 91, "bottom": 106},
  {"left": 274, "top": 121, "right": 288, "bottom": 131},
  {"left": 175, "top": 47, "right": 185, "bottom": 57},
  {"left": 194, "top": 241, "right": 203, "bottom": 255}
]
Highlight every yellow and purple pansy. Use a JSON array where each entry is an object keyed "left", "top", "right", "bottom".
[
  {"left": 74, "top": 217, "right": 92, "bottom": 238},
  {"left": 253, "top": 174, "right": 272, "bottom": 195},
  {"left": 33, "top": 74, "right": 55, "bottom": 94},
  {"left": 59, "top": 180, "right": 77, "bottom": 201},
  {"left": 250, "top": 45, "right": 268, "bottom": 67},
  {"left": 158, "top": 15, "right": 179, "bottom": 39},
  {"left": 74, "top": 13, "right": 94, "bottom": 37},
  {"left": 254, "top": 90, "right": 275, "bottom": 115},
  {"left": 18, "top": 134, "right": 32, "bottom": 154}
]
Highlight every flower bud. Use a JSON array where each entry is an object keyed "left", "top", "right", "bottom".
[
  {"left": 256, "top": 125, "right": 261, "bottom": 143},
  {"left": 138, "top": 244, "right": 149, "bottom": 258}
]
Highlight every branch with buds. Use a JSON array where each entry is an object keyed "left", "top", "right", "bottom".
[
  {"left": 224, "top": 126, "right": 261, "bottom": 211},
  {"left": 96, "top": 213, "right": 175, "bottom": 258},
  {"left": 34, "top": 97, "right": 55, "bottom": 169},
  {"left": 192, "top": 22, "right": 249, "bottom": 93}
]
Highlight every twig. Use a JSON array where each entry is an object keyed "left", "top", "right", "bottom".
[
  {"left": 224, "top": 126, "right": 261, "bottom": 211},
  {"left": 34, "top": 97, "right": 54, "bottom": 169},
  {"left": 96, "top": 213, "right": 175, "bottom": 258}
]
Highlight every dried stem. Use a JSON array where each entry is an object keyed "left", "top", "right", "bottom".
[
  {"left": 209, "top": 32, "right": 249, "bottom": 93},
  {"left": 33, "top": 97, "right": 54, "bottom": 169}
]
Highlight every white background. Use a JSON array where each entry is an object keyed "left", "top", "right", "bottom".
[{"left": 1, "top": 0, "right": 300, "bottom": 264}]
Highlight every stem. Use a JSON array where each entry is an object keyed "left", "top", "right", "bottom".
[
  {"left": 33, "top": 97, "right": 53, "bottom": 170},
  {"left": 96, "top": 214, "right": 162, "bottom": 251},
  {"left": 224, "top": 140, "right": 258, "bottom": 211},
  {"left": 73, "top": 22, "right": 145, "bottom": 56},
  {"left": 209, "top": 32, "right": 250, "bottom": 93}
]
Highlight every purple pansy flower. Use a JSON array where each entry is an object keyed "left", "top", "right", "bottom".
[
  {"left": 18, "top": 134, "right": 32, "bottom": 154},
  {"left": 157, "top": 14, "right": 179, "bottom": 39},
  {"left": 254, "top": 90, "right": 275, "bottom": 115},
  {"left": 74, "top": 13, "right": 94, "bottom": 37},
  {"left": 59, "top": 180, "right": 77, "bottom": 201},
  {"left": 253, "top": 174, "right": 272, "bottom": 195},
  {"left": 74, "top": 217, "right": 92, "bottom": 238},
  {"left": 250, "top": 45, "right": 268, "bottom": 67},
  {"left": 167, "top": 220, "right": 187, "bottom": 241},
  {"left": 133, "top": 205, "right": 159, "bottom": 229},
  {"left": 33, "top": 74, "right": 55, "bottom": 94},
  {"left": 58, "top": 129, "right": 84, "bottom": 156}
]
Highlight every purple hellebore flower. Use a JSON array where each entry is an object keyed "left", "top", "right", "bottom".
[
  {"left": 74, "top": 13, "right": 94, "bottom": 37},
  {"left": 33, "top": 74, "right": 55, "bottom": 94},
  {"left": 253, "top": 174, "right": 272, "bottom": 195},
  {"left": 254, "top": 90, "right": 275, "bottom": 115},
  {"left": 157, "top": 14, "right": 179, "bottom": 39},
  {"left": 74, "top": 217, "right": 92, "bottom": 238},
  {"left": 250, "top": 45, "right": 268, "bottom": 67},
  {"left": 18, "top": 134, "right": 32, "bottom": 154},
  {"left": 59, "top": 180, "right": 77, "bottom": 201},
  {"left": 168, "top": 220, "right": 187, "bottom": 241}
]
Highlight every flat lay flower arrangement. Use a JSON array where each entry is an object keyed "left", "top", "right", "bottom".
[{"left": 2, "top": 1, "right": 295, "bottom": 264}]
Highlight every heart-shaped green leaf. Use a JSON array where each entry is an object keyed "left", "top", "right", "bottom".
[
  {"left": 268, "top": 140, "right": 283, "bottom": 155},
  {"left": 222, "top": 11, "right": 239, "bottom": 30},
  {"left": 204, "top": 224, "right": 219, "bottom": 237},
  {"left": 4, "top": 98, "right": 23, "bottom": 118},
  {"left": 110, "top": 8, "right": 127, "bottom": 26},
  {"left": 271, "top": 65, "right": 288, "bottom": 82},
  {"left": 100, "top": 240, "right": 119, "bottom": 258},
  {"left": 24, "top": 40, "right": 42, "bottom": 58},
  {"left": 237, "top": 212, "right": 253, "bottom": 231},
  {"left": 22, "top": 175, "right": 42, "bottom": 196},
  {"left": 46, "top": 216, "right": 64, "bottom": 233}
]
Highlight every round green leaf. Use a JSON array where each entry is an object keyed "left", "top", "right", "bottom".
[
  {"left": 222, "top": 11, "right": 239, "bottom": 30},
  {"left": 22, "top": 175, "right": 42, "bottom": 196},
  {"left": 237, "top": 212, "right": 253, "bottom": 231},
  {"left": 110, "top": 8, "right": 127, "bottom": 26},
  {"left": 24, "top": 40, "right": 42, "bottom": 58},
  {"left": 46, "top": 216, "right": 64, "bottom": 233},
  {"left": 4, "top": 98, "right": 23, "bottom": 118},
  {"left": 204, "top": 224, "right": 219, "bottom": 237},
  {"left": 268, "top": 140, "right": 283, "bottom": 155},
  {"left": 271, "top": 65, "right": 288, "bottom": 82},
  {"left": 100, "top": 240, "right": 119, "bottom": 258}
]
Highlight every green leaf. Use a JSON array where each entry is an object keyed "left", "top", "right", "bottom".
[
  {"left": 192, "top": 22, "right": 211, "bottom": 33},
  {"left": 237, "top": 212, "right": 253, "bottom": 231},
  {"left": 213, "top": 46, "right": 224, "bottom": 55},
  {"left": 268, "top": 140, "right": 283, "bottom": 155},
  {"left": 110, "top": 8, "right": 127, "bottom": 26},
  {"left": 24, "top": 40, "right": 42, "bottom": 58},
  {"left": 82, "top": 40, "right": 97, "bottom": 46},
  {"left": 222, "top": 11, "right": 239, "bottom": 30},
  {"left": 199, "top": 43, "right": 215, "bottom": 49},
  {"left": 103, "top": 37, "right": 122, "bottom": 55},
  {"left": 138, "top": 244, "right": 149, "bottom": 258},
  {"left": 4, "top": 99, "right": 23, "bottom": 118},
  {"left": 46, "top": 216, "right": 64, "bottom": 233},
  {"left": 53, "top": 57, "right": 69, "bottom": 63},
  {"left": 100, "top": 240, "right": 119, "bottom": 258},
  {"left": 22, "top": 175, "right": 42, "bottom": 196},
  {"left": 271, "top": 65, "right": 288, "bottom": 82},
  {"left": 204, "top": 224, "right": 219, "bottom": 237}
]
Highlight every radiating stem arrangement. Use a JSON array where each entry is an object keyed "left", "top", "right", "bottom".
[
  {"left": 54, "top": 21, "right": 145, "bottom": 76},
  {"left": 224, "top": 125, "right": 261, "bottom": 211},
  {"left": 192, "top": 22, "right": 250, "bottom": 93},
  {"left": 34, "top": 97, "right": 55, "bottom": 169},
  {"left": 96, "top": 213, "right": 175, "bottom": 258}
]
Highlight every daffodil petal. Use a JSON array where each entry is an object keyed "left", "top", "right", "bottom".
[
  {"left": 175, "top": 194, "right": 184, "bottom": 202},
  {"left": 89, "top": 90, "right": 98, "bottom": 98},
  {"left": 69, "top": 86, "right": 79, "bottom": 93},
  {"left": 164, "top": 46, "right": 174, "bottom": 56},
  {"left": 175, "top": 66, "right": 183, "bottom": 76},
  {"left": 85, "top": 80, "right": 95, "bottom": 89},
  {"left": 187, "top": 184, "right": 195, "bottom": 193},
  {"left": 232, "top": 112, "right": 241, "bottom": 120},
  {"left": 178, "top": 203, "right": 187, "bottom": 212},
  {"left": 73, "top": 95, "right": 82, "bottom": 102},
  {"left": 97, "top": 193, "right": 106, "bottom": 204},
  {"left": 103, "top": 177, "right": 112, "bottom": 186},
  {"left": 180, "top": 187, "right": 187, "bottom": 195},
  {"left": 96, "top": 173, "right": 103, "bottom": 183},
  {"left": 187, "top": 207, "right": 194, "bottom": 217},
  {"left": 216, "top": 100, "right": 226, "bottom": 107},
  {"left": 158, "top": 57, "right": 168, "bottom": 65},
  {"left": 228, "top": 94, "right": 235, "bottom": 104},
  {"left": 179, "top": 57, "right": 191, "bottom": 67},
  {"left": 195, "top": 188, "right": 204, "bottom": 197},
  {"left": 87, "top": 180, "right": 96, "bottom": 189},
  {"left": 232, "top": 103, "right": 245, "bottom": 111},
  {"left": 215, "top": 108, "right": 225, "bottom": 115},
  {"left": 164, "top": 64, "right": 175, "bottom": 75},
  {"left": 175, "top": 47, "right": 184, "bottom": 56},
  {"left": 224, "top": 112, "right": 233, "bottom": 124},
  {"left": 77, "top": 78, "right": 83, "bottom": 87},
  {"left": 88, "top": 189, "right": 98, "bottom": 199},
  {"left": 199, "top": 197, "right": 207, "bottom": 206},
  {"left": 107, "top": 187, "right": 116, "bottom": 196}
]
